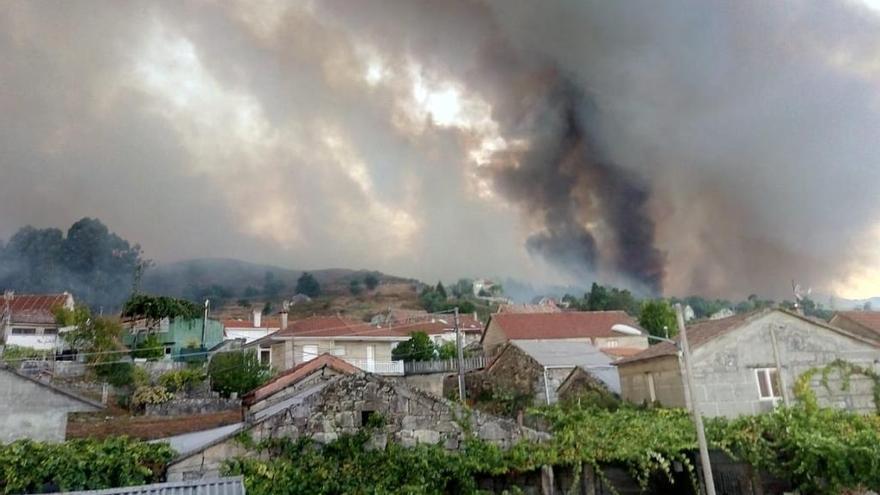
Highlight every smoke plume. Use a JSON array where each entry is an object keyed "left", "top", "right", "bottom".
[{"left": 2, "top": 1, "right": 880, "bottom": 299}]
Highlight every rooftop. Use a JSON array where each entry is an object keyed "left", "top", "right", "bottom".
[
  {"left": 1, "top": 292, "right": 72, "bottom": 325},
  {"left": 486, "top": 311, "right": 642, "bottom": 341},
  {"left": 45, "top": 476, "right": 246, "bottom": 495}
]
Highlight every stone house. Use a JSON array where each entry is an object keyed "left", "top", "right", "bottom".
[
  {"left": 617, "top": 309, "right": 880, "bottom": 418},
  {"left": 245, "top": 315, "right": 410, "bottom": 375},
  {"left": 166, "top": 353, "right": 546, "bottom": 481},
  {"left": 0, "top": 365, "right": 102, "bottom": 442},
  {"left": 1, "top": 292, "right": 75, "bottom": 350},
  {"left": 478, "top": 340, "right": 619, "bottom": 406},
  {"left": 829, "top": 311, "right": 880, "bottom": 344},
  {"left": 481, "top": 311, "right": 649, "bottom": 358}
]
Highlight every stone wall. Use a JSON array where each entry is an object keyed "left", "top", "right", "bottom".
[{"left": 145, "top": 397, "right": 240, "bottom": 416}]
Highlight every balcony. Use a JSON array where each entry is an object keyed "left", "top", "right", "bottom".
[{"left": 342, "top": 358, "right": 404, "bottom": 376}]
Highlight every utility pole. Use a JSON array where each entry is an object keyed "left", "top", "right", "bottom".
[
  {"left": 769, "top": 326, "right": 790, "bottom": 406},
  {"left": 675, "top": 303, "right": 716, "bottom": 495},
  {"left": 454, "top": 307, "right": 465, "bottom": 402},
  {"left": 201, "top": 299, "right": 209, "bottom": 350}
]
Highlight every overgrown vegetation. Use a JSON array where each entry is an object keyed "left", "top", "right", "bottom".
[
  {"left": 208, "top": 350, "right": 271, "bottom": 397},
  {"left": 0, "top": 437, "right": 174, "bottom": 494}
]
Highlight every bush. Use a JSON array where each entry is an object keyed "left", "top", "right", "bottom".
[
  {"left": 391, "top": 332, "right": 436, "bottom": 362},
  {"left": 95, "top": 362, "right": 136, "bottom": 388},
  {"left": 132, "top": 333, "right": 165, "bottom": 360},
  {"left": 0, "top": 345, "right": 50, "bottom": 363},
  {"left": 0, "top": 437, "right": 174, "bottom": 494},
  {"left": 158, "top": 367, "right": 206, "bottom": 393},
  {"left": 208, "top": 350, "right": 271, "bottom": 398},
  {"left": 131, "top": 386, "right": 174, "bottom": 411}
]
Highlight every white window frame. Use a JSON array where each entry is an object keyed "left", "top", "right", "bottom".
[
  {"left": 754, "top": 368, "right": 782, "bottom": 401},
  {"left": 302, "top": 344, "right": 318, "bottom": 362}
]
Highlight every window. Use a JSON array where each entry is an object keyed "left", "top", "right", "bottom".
[
  {"left": 260, "top": 348, "right": 271, "bottom": 366},
  {"left": 755, "top": 368, "right": 782, "bottom": 400},
  {"left": 302, "top": 345, "right": 318, "bottom": 362},
  {"left": 11, "top": 328, "right": 35, "bottom": 335},
  {"left": 605, "top": 339, "right": 619, "bottom": 348},
  {"left": 42, "top": 328, "right": 58, "bottom": 335},
  {"left": 164, "top": 346, "right": 173, "bottom": 357}
]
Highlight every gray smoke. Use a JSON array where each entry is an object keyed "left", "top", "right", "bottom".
[{"left": 1, "top": 1, "right": 879, "bottom": 299}]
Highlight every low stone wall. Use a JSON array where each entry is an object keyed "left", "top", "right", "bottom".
[{"left": 145, "top": 397, "right": 240, "bottom": 416}]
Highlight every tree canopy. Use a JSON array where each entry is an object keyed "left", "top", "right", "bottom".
[
  {"left": 0, "top": 218, "right": 145, "bottom": 310},
  {"left": 638, "top": 300, "right": 678, "bottom": 340},
  {"left": 391, "top": 331, "right": 436, "bottom": 362},
  {"left": 295, "top": 272, "right": 321, "bottom": 298}
]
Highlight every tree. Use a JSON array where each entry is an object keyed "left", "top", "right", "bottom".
[
  {"left": 121, "top": 294, "right": 199, "bottom": 330},
  {"left": 208, "top": 350, "right": 271, "bottom": 397},
  {"left": 451, "top": 279, "right": 473, "bottom": 298},
  {"left": 364, "top": 274, "right": 379, "bottom": 291},
  {"left": 638, "top": 300, "right": 678, "bottom": 341},
  {"left": 437, "top": 341, "right": 458, "bottom": 360},
  {"left": 349, "top": 279, "right": 363, "bottom": 296},
  {"left": 262, "top": 301, "right": 273, "bottom": 314},
  {"left": 263, "top": 271, "right": 285, "bottom": 299},
  {"left": 435, "top": 282, "right": 447, "bottom": 299},
  {"left": 586, "top": 283, "right": 610, "bottom": 311},
  {"left": 295, "top": 272, "right": 321, "bottom": 298},
  {"left": 391, "top": 332, "right": 436, "bottom": 362},
  {"left": 243, "top": 286, "right": 260, "bottom": 298},
  {"left": 55, "top": 305, "right": 134, "bottom": 385}
]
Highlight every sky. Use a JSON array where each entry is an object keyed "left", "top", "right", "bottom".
[{"left": 1, "top": 1, "right": 879, "bottom": 300}]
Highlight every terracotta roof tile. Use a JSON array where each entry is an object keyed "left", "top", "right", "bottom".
[
  {"left": 222, "top": 317, "right": 282, "bottom": 330},
  {"left": 488, "top": 311, "right": 641, "bottom": 340},
  {"left": 275, "top": 315, "right": 410, "bottom": 338},
  {"left": 1, "top": 293, "right": 72, "bottom": 325},
  {"left": 601, "top": 347, "right": 645, "bottom": 359},
  {"left": 241, "top": 353, "right": 359, "bottom": 406},
  {"left": 833, "top": 311, "right": 880, "bottom": 338}
]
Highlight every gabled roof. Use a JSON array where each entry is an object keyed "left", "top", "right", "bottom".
[
  {"left": 0, "top": 365, "right": 103, "bottom": 409},
  {"left": 273, "top": 315, "right": 410, "bottom": 339},
  {"left": 494, "top": 340, "right": 620, "bottom": 393},
  {"left": 46, "top": 476, "right": 246, "bottom": 494},
  {"left": 617, "top": 308, "right": 878, "bottom": 365},
  {"left": 831, "top": 311, "right": 880, "bottom": 340},
  {"left": 241, "top": 353, "right": 359, "bottom": 406},
  {"left": 383, "top": 315, "right": 483, "bottom": 335},
  {"left": 223, "top": 317, "right": 282, "bottom": 330},
  {"left": 484, "top": 311, "right": 642, "bottom": 342},
  {"left": 497, "top": 303, "right": 562, "bottom": 314},
  {"left": 1, "top": 293, "right": 72, "bottom": 325}
]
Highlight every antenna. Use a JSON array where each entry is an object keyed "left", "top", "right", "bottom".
[{"left": 791, "top": 280, "right": 811, "bottom": 314}]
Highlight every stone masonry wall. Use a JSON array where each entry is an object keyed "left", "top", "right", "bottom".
[{"left": 145, "top": 397, "right": 240, "bottom": 416}]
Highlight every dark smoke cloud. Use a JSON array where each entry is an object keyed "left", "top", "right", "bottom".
[{"left": 2, "top": 1, "right": 880, "bottom": 299}]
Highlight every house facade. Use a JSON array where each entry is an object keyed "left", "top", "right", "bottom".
[
  {"left": 123, "top": 318, "right": 225, "bottom": 360},
  {"left": 481, "top": 311, "right": 649, "bottom": 358},
  {"left": 617, "top": 309, "right": 880, "bottom": 418},
  {"left": 384, "top": 314, "right": 483, "bottom": 346},
  {"left": 223, "top": 309, "right": 282, "bottom": 344},
  {"left": 0, "top": 365, "right": 102, "bottom": 442},
  {"left": 246, "top": 316, "right": 410, "bottom": 375},
  {"left": 1, "top": 292, "right": 75, "bottom": 350}
]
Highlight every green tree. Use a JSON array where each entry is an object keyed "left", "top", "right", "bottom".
[
  {"left": 349, "top": 279, "right": 363, "bottom": 296},
  {"left": 638, "top": 300, "right": 677, "bottom": 341},
  {"left": 586, "top": 282, "right": 610, "bottom": 310},
  {"left": 435, "top": 281, "right": 447, "bottom": 299},
  {"left": 208, "top": 350, "right": 271, "bottom": 398},
  {"left": 132, "top": 333, "right": 164, "bottom": 360},
  {"left": 295, "top": 272, "right": 321, "bottom": 298},
  {"left": 363, "top": 274, "right": 379, "bottom": 291},
  {"left": 391, "top": 332, "right": 436, "bottom": 362},
  {"left": 437, "top": 341, "right": 457, "bottom": 360}
]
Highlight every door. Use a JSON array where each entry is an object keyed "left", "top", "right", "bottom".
[{"left": 366, "top": 345, "right": 375, "bottom": 372}]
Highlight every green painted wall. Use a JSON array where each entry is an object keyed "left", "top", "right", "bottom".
[{"left": 124, "top": 318, "right": 224, "bottom": 359}]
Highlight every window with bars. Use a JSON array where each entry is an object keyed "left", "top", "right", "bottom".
[{"left": 755, "top": 368, "right": 782, "bottom": 400}]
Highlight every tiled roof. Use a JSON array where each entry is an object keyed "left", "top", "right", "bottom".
[
  {"left": 222, "top": 317, "right": 282, "bottom": 329},
  {"left": 616, "top": 311, "right": 762, "bottom": 364},
  {"left": 1, "top": 293, "right": 72, "bottom": 325},
  {"left": 242, "top": 353, "right": 359, "bottom": 406},
  {"left": 487, "top": 311, "right": 642, "bottom": 341},
  {"left": 601, "top": 347, "right": 645, "bottom": 359},
  {"left": 46, "top": 476, "right": 246, "bottom": 494},
  {"left": 383, "top": 315, "right": 482, "bottom": 335},
  {"left": 275, "top": 315, "right": 411, "bottom": 338},
  {"left": 832, "top": 311, "right": 880, "bottom": 338},
  {"left": 497, "top": 303, "right": 562, "bottom": 314}
]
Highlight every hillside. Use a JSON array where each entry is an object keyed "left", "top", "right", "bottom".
[{"left": 142, "top": 258, "right": 417, "bottom": 298}]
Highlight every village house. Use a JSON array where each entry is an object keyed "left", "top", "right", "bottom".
[
  {"left": 383, "top": 314, "right": 483, "bottom": 346},
  {"left": 122, "top": 317, "right": 225, "bottom": 361},
  {"left": 0, "top": 364, "right": 103, "bottom": 442},
  {"left": 1, "top": 292, "right": 75, "bottom": 350},
  {"left": 223, "top": 309, "right": 282, "bottom": 344},
  {"left": 829, "top": 311, "right": 880, "bottom": 344},
  {"left": 245, "top": 315, "right": 410, "bottom": 375},
  {"left": 617, "top": 309, "right": 880, "bottom": 418},
  {"left": 480, "top": 340, "right": 619, "bottom": 405},
  {"left": 165, "top": 353, "right": 546, "bottom": 481},
  {"left": 481, "top": 311, "right": 649, "bottom": 358}
]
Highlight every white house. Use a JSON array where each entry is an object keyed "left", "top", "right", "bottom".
[
  {"left": 1, "top": 292, "right": 75, "bottom": 350},
  {"left": 223, "top": 309, "right": 283, "bottom": 344}
]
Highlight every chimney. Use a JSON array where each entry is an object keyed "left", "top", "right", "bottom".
[
  {"left": 253, "top": 309, "right": 262, "bottom": 328},
  {"left": 281, "top": 308, "right": 288, "bottom": 330}
]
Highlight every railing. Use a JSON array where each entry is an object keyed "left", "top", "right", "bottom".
[
  {"left": 342, "top": 358, "right": 405, "bottom": 376},
  {"left": 404, "top": 355, "right": 486, "bottom": 375}
]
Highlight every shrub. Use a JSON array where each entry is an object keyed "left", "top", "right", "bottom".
[
  {"left": 95, "top": 362, "right": 135, "bottom": 388},
  {"left": 158, "top": 367, "right": 206, "bottom": 393},
  {"left": 208, "top": 350, "right": 271, "bottom": 398},
  {"left": 131, "top": 386, "right": 174, "bottom": 410},
  {"left": 131, "top": 333, "right": 164, "bottom": 360}
]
